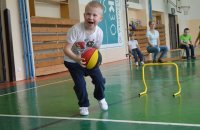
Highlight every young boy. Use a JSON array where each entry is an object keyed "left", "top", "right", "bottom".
[
  {"left": 63, "top": 1, "right": 108, "bottom": 116},
  {"left": 180, "top": 28, "right": 196, "bottom": 60},
  {"left": 128, "top": 33, "right": 144, "bottom": 66}
]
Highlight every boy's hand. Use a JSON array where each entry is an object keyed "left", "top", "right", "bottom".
[
  {"left": 75, "top": 55, "right": 86, "bottom": 68},
  {"left": 184, "top": 41, "right": 188, "bottom": 45}
]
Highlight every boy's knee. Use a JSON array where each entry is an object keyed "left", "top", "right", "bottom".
[
  {"left": 74, "top": 81, "right": 86, "bottom": 89},
  {"left": 92, "top": 77, "right": 105, "bottom": 85}
]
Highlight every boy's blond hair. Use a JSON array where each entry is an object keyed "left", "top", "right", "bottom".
[{"left": 85, "top": 1, "right": 104, "bottom": 15}]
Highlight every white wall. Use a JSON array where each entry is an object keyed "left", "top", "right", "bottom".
[
  {"left": 152, "top": 0, "right": 168, "bottom": 13},
  {"left": 189, "top": 0, "right": 200, "bottom": 19},
  {"left": 35, "top": 2, "right": 60, "bottom": 18},
  {"left": 5, "top": 0, "right": 26, "bottom": 81},
  {"left": 128, "top": 0, "right": 149, "bottom": 27},
  {"left": 186, "top": 0, "right": 200, "bottom": 43},
  {"left": 35, "top": 0, "right": 80, "bottom": 20},
  {"left": 68, "top": 0, "right": 80, "bottom": 20}
]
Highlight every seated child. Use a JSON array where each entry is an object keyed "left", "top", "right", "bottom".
[
  {"left": 180, "top": 28, "right": 196, "bottom": 60},
  {"left": 128, "top": 33, "right": 144, "bottom": 66}
]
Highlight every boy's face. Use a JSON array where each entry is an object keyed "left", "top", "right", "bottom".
[
  {"left": 84, "top": 6, "right": 103, "bottom": 30},
  {"left": 184, "top": 30, "right": 189, "bottom": 36},
  {"left": 130, "top": 35, "right": 134, "bottom": 40}
]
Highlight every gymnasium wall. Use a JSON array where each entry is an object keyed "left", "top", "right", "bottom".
[
  {"left": 186, "top": 0, "right": 200, "bottom": 20},
  {"left": 35, "top": 0, "right": 127, "bottom": 64},
  {"left": 3, "top": 0, "right": 198, "bottom": 81},
  {"left": 152, "top": 0, "right": 200, "bottom": 47},
  {"left": 127, "top": 0, "right": 149, "bottom": 29},
  {"left": 1, "top": 0, "right": 24, "bottom": 81},
  {"left": 186, "top": 0, "right": 200, "bottom": 43},
  {"left": 0, "top": 0, "right": 128, "bottom": 81},
  {"left": 128, "top": 9, "right": 141, "bottom": 23},
  {"left": 5, "top": 0, "right": 26, "bottom": 81},
  {"left": 35, "top": 1, "right": 60, "bottom": 18},
  {"left": 188, "top": 20, "right": 200, "bottom": 44}
]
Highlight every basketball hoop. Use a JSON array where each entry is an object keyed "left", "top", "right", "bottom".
[{"left": 180, "top": 6, "right": 190, "bottom": 15}]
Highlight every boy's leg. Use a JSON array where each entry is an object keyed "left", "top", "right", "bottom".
[
  {"left": 87, "top": 67, "right": 105, "bottom": 100},
  {"left": 189, "top": 44, "right": 195, "bottom": 58},
  {"left": 131, "top": 49, "right": 138, "bottom": 62},
  {"left": 181, "top": 45, "right": 190, "bottom": 59},
  {"left": 88, "top": 68, "right": 108, "bottom": 111},
  {"left": 135, "top": 48, "right": 143, "bottom": 61},
  {"left": 64, "top": 61, "right": 89, "bottom": 107}
]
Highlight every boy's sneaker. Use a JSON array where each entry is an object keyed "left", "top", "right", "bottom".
[
  {"left": 140, "top": 61, "right": 144, "bottom": 65},
  {"left": 99, "top": 98, "right": 108, "bottom": 111},
  {"left": 191, "top": 56, "right": 196, "bottom": 59},
  {"left": 135, "top": 62, "right": 139, "bottom": 66},
  {"left": 186, "top": 57, "right": 190, "bottom": 61},
  {"left": 79, "top": 107, "right": 89, "bottom": 116}
]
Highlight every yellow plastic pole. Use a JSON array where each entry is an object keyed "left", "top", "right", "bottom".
[{"left": 139, "top": 62, "right": 181, "bottom": 97}]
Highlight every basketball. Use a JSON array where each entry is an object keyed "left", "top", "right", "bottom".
[{"left": 81, "top": 48, "right": 102, "bottom": 69}]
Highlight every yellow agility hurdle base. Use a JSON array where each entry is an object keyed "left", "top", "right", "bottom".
[{"left": 139, "top": 62, "right": 181, "bottom": 97}]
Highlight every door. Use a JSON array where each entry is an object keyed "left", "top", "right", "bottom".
[
  {"left": 0, "top": 16, "right": 6, "bottom": 83},
  {"left": 168, "top": 14, "right": 178, "bottom": 49}
]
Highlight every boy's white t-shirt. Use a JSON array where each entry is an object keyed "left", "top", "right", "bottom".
[
  {"left": 128, "top": 40, "right": 138, "bottom": 49},
  {"left": 64, "top": 22, "right": 103, "bottom": 63},
  {"left": 146, "top": 30, "right": 159, "bottom": 46}
]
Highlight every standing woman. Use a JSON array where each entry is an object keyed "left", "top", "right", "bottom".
[{"left": 146, "top": 21, "right": 168, "bottom": 63}]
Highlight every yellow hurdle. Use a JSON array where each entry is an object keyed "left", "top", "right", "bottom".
[{"left": 139, "top": 62, "right": 181, "bottom": 97}]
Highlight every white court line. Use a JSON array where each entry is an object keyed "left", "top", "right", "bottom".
[
  {"left": 0, "top": 79, "right": 72, "bottom": 97},
  {"left": 0, "top": 114, "right": 200, "bottom": 127}
]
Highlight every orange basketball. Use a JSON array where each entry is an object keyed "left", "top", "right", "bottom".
[{"left": 81, "top": 48, "right": 102, "bottom": 69}]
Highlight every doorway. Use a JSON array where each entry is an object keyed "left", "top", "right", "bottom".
[
  {"left": 168, "top": 14, "right": 179, "bottom": 49},
  {"left": 0, "top": 16, "right": 6, "bottom": 83}
]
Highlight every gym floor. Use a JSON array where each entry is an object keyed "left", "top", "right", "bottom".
[{"left": 0, "top": 57, "right": 200, "bottom": 129}]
